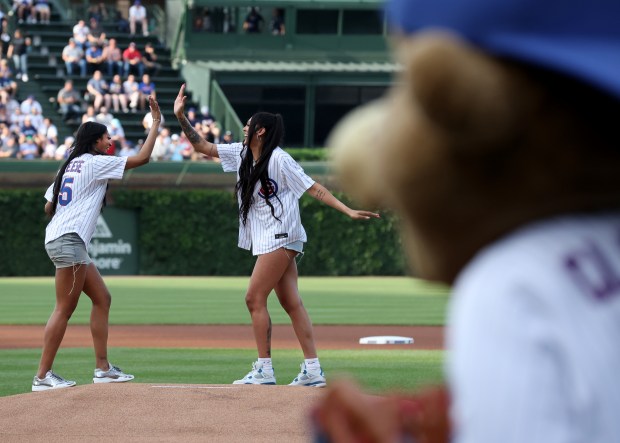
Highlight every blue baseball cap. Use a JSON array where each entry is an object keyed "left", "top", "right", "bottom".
[{"left": 386, "top": 0, "right": 620, "bottom": 99}]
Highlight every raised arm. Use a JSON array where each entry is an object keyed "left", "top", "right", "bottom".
[
  {"left": 308, "top": 182, "right": 380, "bottom": 220},
  {"left": 173, "top": 83, "right": 219, "bottom": 158},
  {"left": 125, "top": 95, "right": 161, "bottom": 170}
]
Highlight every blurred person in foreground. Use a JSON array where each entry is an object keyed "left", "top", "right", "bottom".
[
  {"left": 174, "top": 83, "right": 380, "bottom": 387},
  {"left": 314, "top": 0, "right": 620, "bottom": 442},
  {"left": 32, "top": 96, "right": 162, "bottom": 391}
]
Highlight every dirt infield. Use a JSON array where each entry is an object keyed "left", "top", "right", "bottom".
[
  {"left": 0, "top": 325, "right": 444, "bottom": 442},
  {"left": 0, "top": 324, "right": 444, "bottom": 350}
]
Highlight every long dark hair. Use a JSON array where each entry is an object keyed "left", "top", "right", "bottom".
[
  {"left": 49, "top": 122, "right": 108, "bottom": 216},
  {"left": 235, "top": 112, "right": 284, "bottom": 225}
]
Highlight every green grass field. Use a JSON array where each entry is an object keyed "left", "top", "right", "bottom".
[
  {"left": 0, "top": 276, "right": 450, "bottom": 397},
  {"left": 0, "top": 276, "right": 449, "bottom": 325}
]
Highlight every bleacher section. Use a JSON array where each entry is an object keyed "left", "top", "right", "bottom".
[{"left": 21, "top": 19, "right": 195, "bottom": 143}]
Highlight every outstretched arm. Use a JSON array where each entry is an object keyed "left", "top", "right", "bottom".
[
  {"left": 174, "top": 83, "right": 219, "bottom": 158},
  {"left": 125, "top": 95, "right": 161, "bottom": 170},
  {"left": 308, "top": 182, "right": 380, "bottom": 220}
]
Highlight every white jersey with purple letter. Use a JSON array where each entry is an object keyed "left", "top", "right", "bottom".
[
  {"left": 447, "top": 213, "right": 620, "bottom": 443},
  {"left": 217, "top": 143, "right": 315, "bottom": 255},
  {"left": 44, "top": 154, "right": 127, "bottom": 245}
]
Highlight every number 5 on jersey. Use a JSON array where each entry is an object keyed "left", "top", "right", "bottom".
[{"left": 59, "top": 177, "right": 74, "bottom": 206}]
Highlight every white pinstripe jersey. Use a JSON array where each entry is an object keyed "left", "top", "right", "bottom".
[
  {"left": 447, "top": 213, "right": 620, "bottom": 443},
  {"left": 44, "top": 154, "right": 127, "bottom": 245},
  {"left": 217, "top": 143, "right": 315, "bottom": 255}
]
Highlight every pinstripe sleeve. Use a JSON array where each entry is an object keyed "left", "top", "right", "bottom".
[
  {"left": 280, "top": 153, "right": 314, "bottom": 199},
  {"left": 217, "top": 143, "right": 243, "bottom": 172},
  {"left": 44, "top": 183, "right": 54, "bottom": 202},
  {"left": 92, "top": 155, "right": 127, "bottom": 180}
]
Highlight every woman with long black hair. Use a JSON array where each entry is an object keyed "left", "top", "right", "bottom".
[
  {"left": 174, "top": 84, "right": 380, "bottom": 387},
  {"left": 32, "top": 96, "right": 161, "bottom": 391}
]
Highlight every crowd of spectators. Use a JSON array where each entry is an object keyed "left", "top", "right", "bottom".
[{"left": 0, "top": 1, "right": 229, "bottom": 162}]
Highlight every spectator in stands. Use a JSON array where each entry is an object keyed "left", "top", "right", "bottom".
[
  {"left": 81, "top": 104, "right": 96, "bottom": 123},
  {"left": 151, "top": 126, "right": 171, "bottom": 160},
  {"left": 34, "top": 0, "right": 51, "bottom": 24},
  {"left": 38, "top": 117, "right": 58, "bottom": 146},
  {"left": 122, "top": 42, "right": 143, "bottom": 77},
  {"left": 95, "top": 106, "right": 113, "bottom": 129},
  {"left": 186, "top": 107, "right": 199, "bottom": 126},
  {"left": 243, "top": 7, "right": 264, "bottom": 33},
  {"left": 0, "top": 104, "right": 8, "bottom": 126},
  {"left": 9, "top": 107, "right": 24, "bottom": 131},
  {"left": 4, "top": 93, "right": 19, "bottom": 114},
  {"left": 129, "top": 0, "right": 148, "bottom": 36},
  {"left": 0, "top": 18, "right": 10, "bottom": 59},
  {"left": 102, "top": 38, "right": 123, "bottom": 77},
  {"left": 109, "top": 118, "right": 125, "bottom": 152},
  {"left": 53, "top": 135, "right": 73, "bottom": 160},
  {"left": 270, "top": 8, "right": 285, "bottom": 35},
  {"left": 72, "top": 19, "right": 90, "bottom": 49},
  {"left": 29, "top": 107, "right": 44, "bottom": 130},
  {"left": 192, "top": 14, "right": 204, "bottom": 32},
  {"left": 119, "top": 139, "right": 138, "bottom": 157},
  {"left": 114, "top": 8, "right": 129, "bottom": 33},
  {"left": 13, "top": 0, "right": 33, "bottom": 25},
  {"left": 200, "top": 105, "right": 215, "bottom": 124},
  {"left": 222, "top": 130, "right": 234, "bottom": 144},
  {"left": 0, "top": 68, "right": 17, "bottom": 100},
  {"left": 41, "top": 139, "right": 58, "bottom": 159},
  {"left": 88, "top": 3, "right": 108, "bottom": 23},
  {"left": 85, "top": 42, "right": 104, "bottom": 74},
  {"left": 87, "top": 17, "right": 107, "bottom": 47},
  {"left": 168, "top": 134, "right": 185, "bottom": 161},
  {"left": 20, "top": 94, "right": 42, "bottom": 115},
  {"left": 0, "top": 131, "right": 17, "bottom": 158},
  {"left": 141, "top": 42, "right": 161, "bottom": 77},
  {"left": 142, "top": 108, "right": 164, "bottom": 134},
  {"left": 86, "top": 70, "right": 110, "bottom": 112},
  {"left": 56, "top": 79, "right": 83, "bottom": 124},
  {"left": 108, "top": 74, "right": 129, "bottom": 113},
  {"left": 208, "top": 122, "right": 221, "bottom": 144},
  {"left": 122, "top": 73, "right": 140, "bottom": 112},
  {"left": 7, "top": 28, "right": 31, "bottom": 82},
  {"left": 137, "top": 73, "right": 155, "bottom": 110},
  {"left": 17, "top": 134, "right": 39, "bottom": 159},
  {"left": 20, "top": 115, "right": 37, "bottom": 138},
  {"left": 0, "top": 59, "right": 11, "bottom": 78},
  {"left": 62, "top": 38, "right": 87, "bottom": 77}
]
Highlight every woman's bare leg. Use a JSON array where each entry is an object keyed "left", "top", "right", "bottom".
[
  {"left": 274, "top": 250, "right": 318, "bottom": 358},
  {"left": 246, "top": 249, "right": 291, "bottom": 357},
  {"left": 82, "top": 263, "right": 111, "bottom": 370},
  {"left": 36, "top": 264, "right": 88, "bottom": 378}
]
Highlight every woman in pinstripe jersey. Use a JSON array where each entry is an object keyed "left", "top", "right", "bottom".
[
  {"left": 32, "top": 96, "right": 162, "bottom": 391},
  {"left": 175, "top": 84, "right": 380, "bottom": 386}
]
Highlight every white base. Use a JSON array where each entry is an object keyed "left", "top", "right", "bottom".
[{"left": 359, "top": 335, "right": 414, "bottom": 345}]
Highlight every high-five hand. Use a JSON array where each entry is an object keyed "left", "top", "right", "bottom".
[
  {"left": 149, "top": 95, "right": 161, "bottom": 121},
  {"left": 174, "top": 83, "right": 188, "bottom": 118}
]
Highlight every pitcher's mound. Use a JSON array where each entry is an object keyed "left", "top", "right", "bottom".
[{"left": 0, "top": 383, "right": 324, "bottom": 442}]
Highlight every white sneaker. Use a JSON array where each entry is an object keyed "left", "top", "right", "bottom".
[
  {"left": 93, "top": 363, "right": 134, "bottom": 383},
  {"left": 22, "top": 74, "right": 28, "bottom": 82},
  {"left": 32, "top": 371, "right": 76, "bottom": 392},
  {"left": 288, "top": 363, "right": 327, "bottom": 387},
  {"left": 232, "top": 361, "right": 276, "bottom": 385}
]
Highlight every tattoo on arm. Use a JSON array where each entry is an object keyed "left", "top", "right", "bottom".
[
  {"left": 315, "top": 189, "right": 326, "bottom": 201},
  {"left": 178, "top": 114, "right": 203, "bottom": 145}
]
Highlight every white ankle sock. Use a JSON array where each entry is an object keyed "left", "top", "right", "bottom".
[
  {"left": 305, "top": 358, "right": 320, "bottom": 373},
  {"left": 257, "top": 358, "right": 273, "bottom": 374}
]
